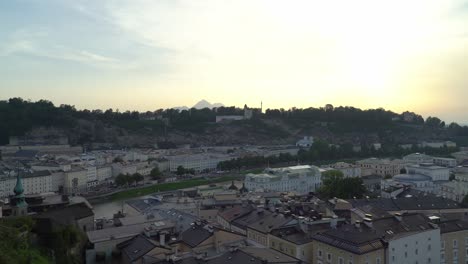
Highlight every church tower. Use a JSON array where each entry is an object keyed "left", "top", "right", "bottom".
[{"left": 11, "top": 172, "right": 28, "bottom": 217}]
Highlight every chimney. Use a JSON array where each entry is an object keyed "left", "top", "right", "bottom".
[
  {"left": 330, "top": 215, "right": 338, "bottom": 229},
  {"left": 363, "top": 217, "right": 373, "bottom": 228},
  {"left": 394, "top": 212, "right": 402, "bottom": 222},
  {"left": 160, "top": 231, "right": 166, "bottom": 246},
  {"left": 428, "top": 215, "right": 441, "bottom": 224},
  {"left": 355, "top": 220, "right": 361, "bottom": 228}
]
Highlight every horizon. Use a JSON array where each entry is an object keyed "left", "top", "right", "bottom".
[
  {"left": 3, "top": 96, "right": 468, "bottom": 125},
  {"left": 2, "top": 1, "right": 468, "bottom": 123}
]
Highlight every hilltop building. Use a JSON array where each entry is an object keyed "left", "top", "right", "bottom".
[{"left": 244, "top": 165, "right": 321, "bottom": 194}]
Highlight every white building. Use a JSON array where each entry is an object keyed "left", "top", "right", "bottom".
[
  {"left": 402, "top": 153, "right": 434, "bottom": 164},
  {"left": 452, "top": 151, "right": 468, "bottom": 163},
  {"left": 327, "top": 162, "right": 361, "bottom": 178},
  {"left": 215, "top": 115, "right": 244, "bottom": 123},
  {"left": 406, "top": 163, "right": 450, "bottom": 181},
  {"left": 64, "top": 168, "right": 88, "bottom": 194},
  {"left": 0, "top": 170, "right": 53, "bottom": 198},
  {"left": 386, "top": 218, "right": 441, "bottom": 264},
  {"left": 356, "top": 158, "right": 404, "bottom": 177},
  {"left": 96, "top": 166, "right": 112, "bottom": 182},
  {"left": 167, "top": 154, "right": 232, "bottom": 172},
  {"left": 421, "top": 141, "right": 457, "bottom": 148},
  {"left": 296, "top": 136, "right": 314, "bottom": 148},
  {"left": 244, "top": 165, "right": 322, "bottom": 194},
  {"left": 433, "top": 157, "right": 457, "bottom": 167},
  {"left": 111, "top": 163, "right": 137, "bottom": 177},
  {"left": 440, "top": 166, "right": 468, "bottom": 202}
]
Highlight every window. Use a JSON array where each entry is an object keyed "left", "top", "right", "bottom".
[
  {"left": 454, "top": 250, "right": 458, "bottom": 259},
  {"left": 404, "top": 252, "right": 407, "bottom": 258},
  {"left": 339, "top": 257, "right": 344, "bottom": 264},
  {"left": 428, "top": 244, "right": 432, "bottom": 251},
  {"left": 427, "top": 258, "right": 431, "bottom": 263},
  {"left": 327, "top": 253, "right": 332, "bottom": 261},
  {"left": 376, "top": 257, "right": 381, "bottom": 264},
  {"left": 442, "top": 241, "right": 446, "bottom": 250},
  {"left": 318, "top": 250, "right": 322, "bottom": 258},
  {"left": 392, "top": 256, "right": 395, "bottom": 262}
]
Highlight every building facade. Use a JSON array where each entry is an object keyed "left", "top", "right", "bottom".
[{"left": 244, "top": 165, "right": 322, "bottom": 194}]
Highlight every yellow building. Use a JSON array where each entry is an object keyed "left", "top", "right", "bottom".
[
  {"left": 439, "top": 218, "right": 468, "bottom": 264},
  {"left": 268, "top": 226, "right": 315, "bottom": 263}
]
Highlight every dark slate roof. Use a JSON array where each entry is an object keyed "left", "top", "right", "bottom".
[
  {"left": 180, "top": 224, "right": 213, "bottom": 248},
  {"left": 247, "top": 212, "right": 297, "bottom": 234},
  {"left": 157, "top": 248, "right": 299, "bottom": 264},
  {"left": 35, "top": 202, "right": 93, "bottom": 223},
  {"left": 439, "top": 219, "right": 468, "bottom": 234},
  {"left": 313, "top": 213, "right": 436, "bottom": 254},
  {"left": 14, "top": 149, "right": 39, "bottom": 158},
  {"left": 240, "top": 247, "right": 300, "bottom": 263},
  {"left": 126, "top": 198, "right": 161, "bottom": 213},
  {"left": 348, "top": 195, "right": 460, "bottom": 211},
  {"left": 270, "top": 226, "right": 314, "bottom": 245},
  {"left": 218, "top": 205, "right": 254, "bottom": 222},
  {"left": 231, "top": 209, "right": 270, "bottom": 230},
  {"left": 118, "top": 234, "right": 157, "bottom": 262}
]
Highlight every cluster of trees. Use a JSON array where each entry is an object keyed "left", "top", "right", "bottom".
[
  {"left": 217, "top": 139, "right": 459, "bottom": 171},
  {"left": 0, "top": 216, "right": 84, "bottom": 264},
  {"left": 0, "top": 217, "right": 49, "bottom": 263},
  {"left": 150, "top": 167, "right": 162, "bottom": 180},
  {"left": 317, "top": 170, "right": 367, "bottom": 199},
  {"left": 115, "top": 173, "right": 144, "bottom": 186},
  {"left": 2, "top": 97, "right": 468, "bottom": 145},
  {"left": 176, "top": 166, "right": 195, "bottom": 176}
]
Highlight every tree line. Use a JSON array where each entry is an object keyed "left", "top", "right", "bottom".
[
  {"left": 2, "top": 97, "right": 468, "bottom": 145},
  {"left": 217, "top": 139, "right": 459, "bottom": 171}
]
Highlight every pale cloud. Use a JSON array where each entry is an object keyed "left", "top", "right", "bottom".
[{"left": 1, "top": 0, "right": 468, "bottom": 122}]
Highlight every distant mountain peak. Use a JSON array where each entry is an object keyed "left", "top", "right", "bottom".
[
  {"left": 172, "top": 100, "right": 224, "bottom": 111},
  {"left": 192, "top": 100, "right": 224, "bottom": 109}
]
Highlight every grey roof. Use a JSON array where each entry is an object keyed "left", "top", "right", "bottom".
[
  {"left": 393, "top": 173, "right": 431, "bottom": 181},
  {"left": 231, "top": 209, "right": 272, "bottom": 230},
  {"left": 270, "top": 226, "right": 315, "bottom": 245},
  {"left": 158, "top": 247, "right": 299, "bottom": 264},
  {"left": 35, "top": 202, "right": 93, "bottom": 225},
  {"left": 116, "top": 213, "right": 165, "bottom": 226},
  {"left": 87, "top": 223, "right": 149, "bottom": 243},
  {"left": 247, "top": 212, "right": 297, "bottom": 234},
  {"left": 126, "top": 198, "right": 161, "bottom": 213},
  {"left": 348, "top": 195, "right": 460, "bottom": 211},
  {"left": 14, "top": 149, "right": 39, "bottom": 158},
  {"left": 180, "top": 225, "right": 213, "bottom": 247},
  {"left": 313, "top": 213, "right": 437, "bottom": 254},
  {"left": 155, "top": 208, "right": 198, "bottom": 232},
  {"left": 439, "top": 219, "right": 468, "bottom": 234},
  {"left": 240, "top": 247, "right": 300, "bottom": 263},
  {"left": 119, "top": 234, "right": 157, "bottom": 262},
  {"left": 218, "top": 205, "right": 254, "bottom": 222}
]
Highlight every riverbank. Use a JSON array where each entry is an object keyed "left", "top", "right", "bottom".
[{"left": 91, "top": 175, "right": 239, "bottom": 203}]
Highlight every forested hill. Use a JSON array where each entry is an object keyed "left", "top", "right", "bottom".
[{"left": 1, "top": 97, "right": 468, "bottom": 148}]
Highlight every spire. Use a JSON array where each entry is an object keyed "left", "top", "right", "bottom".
[{"left": 14, "top": 172, "right": 24, "bottom": 196}]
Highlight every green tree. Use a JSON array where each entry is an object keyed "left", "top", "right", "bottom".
[
  {"left": 176, "top": 166, "right": 186, "bottom": 176},
  {"left": 115, "top": 174, "right": 128, "bottom": 186},
  {"left": 462, "top": 194, "right": 468, "bottom": 208},
  {"left": 150, "top": 167, "right": 162, "bottom": 180},
  {"left": 132, "top": 173, "right": 144, "bottom": 184},
  {"left": 318, "top": 170, "right": 367, "bottom": 199}
]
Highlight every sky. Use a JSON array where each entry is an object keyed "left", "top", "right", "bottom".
[{"left": 1, "top": 0, "right": 468, "bottom": 123}]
